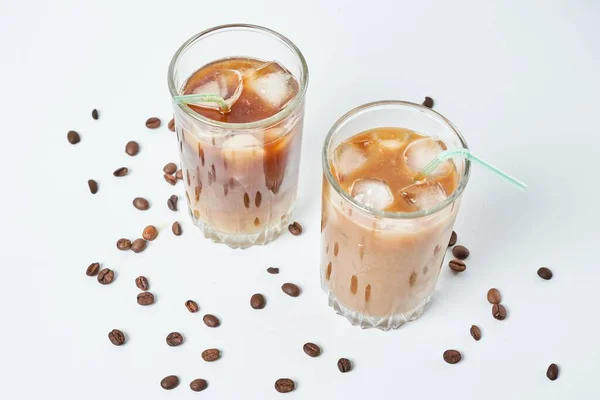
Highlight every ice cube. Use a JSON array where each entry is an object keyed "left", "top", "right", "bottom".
[
  {"left": 333, "top": 143, "right": 368, "bottom": 181},
  {"left": 191, "top": 69, "right": 243, "bottom": 111},
  {"left": 221, "top": 134, "right": 265, "bottom": 164},
  {"left": 377, "top": 139, "right": 404, "bottom": 150},
  {"left": 403, "top": 138, "right": 452, "bottom": 176},
  {"left": 245, "top": 62, "right": 298, "bottom": 110},
  {"left": 350, "top": 179, "right": 394, "bottom": 211},
  {"left": 399, "top": 181, "right": 447, "bottom": 211}
]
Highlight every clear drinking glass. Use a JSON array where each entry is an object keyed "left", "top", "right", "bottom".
[
  {"left": 168, "top": 24, "right": 308, "bottom": 248},
  {"left": 321, "top": 101, "right": 471, "bottom": 330}
]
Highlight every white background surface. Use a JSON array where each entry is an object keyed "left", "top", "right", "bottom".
[{"left": 1, "top": 0, "right": 599, "bottom": 398}]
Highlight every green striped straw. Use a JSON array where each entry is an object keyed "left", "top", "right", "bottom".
[
  {"left": 173, "top": 93, "right": 230, "bottom": 113},
  {"left": 421, "top": 148, "right": 527, "bottom": 190}
]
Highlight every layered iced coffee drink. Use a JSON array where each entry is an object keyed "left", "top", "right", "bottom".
[
  {"left": 168, "top": 25, "right": 308, "bottom": 248},
  {"left": 321, "top": 101, "right": 470, "bottom": 329}
]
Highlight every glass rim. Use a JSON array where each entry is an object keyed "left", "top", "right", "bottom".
[
  {"left": 322, "top": 100, "right": 471, "bottom": 220},
  {"left": 167, "top": 23, "right": 309, "bottom": 130}
]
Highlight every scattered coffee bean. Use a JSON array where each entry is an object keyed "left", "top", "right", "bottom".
[
  {"left": 185, "top": 300, "right": 199, "bottom": 313},
  {"left": 176, "top": 169, "right": 183, "bottom": 180},
  {"left": 303, "top": 342, "right": 321, "bottom": 357},
  {"left": 133, "top": 197, "right": 150, "bottom": 210},
  {"left": 167, "top": 195, "right": 178, "bottom": 211},
  {"left": 487, "top": 288, "right": 501, "bottom": 304},
  {"left": 274, "top": 378, "right": 295, "bottom": 393},
  {"left": 108, "top": 329, "right": 125, "bottom": 346},
  {"left": 135, "top": 276, "right": 149, "bottom": 291},
  {"left": 91, "top": 109, "right": 99, "bottom": 120},
  {"left": 168, "top": 118, "right": 175, "bottom": 132},
  {"left": 160, "top": 375, "right": 179, "bottom": 390},
  {"left": 492, "top": 304, "right": 507, "bottom": 320},
  {"left": 201, "top": 348, "right": 220, "bottom": 362},
  {"left": 470, "top": 325, "right": 482, "bottom": 341},
  {"left": 443, "top": 349, "right": 461, "bottom": 364},
  {"left": 546, "top": 363, "right": 559, "bottom": 381},
  {"left": 448, "top": 231, "right": 457, "bottom": 246},
  {"left": 113, "top": 167, "right": 128, "bottom": 177},
  {"left": 190, "top": 379, "right": 207, "bottom": 392},
  {"left": 137, "top": 291, "right": 155, "bottom": 306},
  {"left": 67, "top": 130, "right": 80, "bottom": 144},
  {"left": 97, "top": 268, "right": 114, "bottom": 285},
  {"left": 422, "top": 96, "right": 434, "bottom": 108},
  {"left": 172, "top": 221, "right": 182, "bottom": 236},
  {"left": 166, "top": 332, "right": 184, "bottom": 347},
  {"left": 146, "top": 117, "right": 161, "bottom": 129},
  {"left": 163, "top": 162, "right": 177, "bottom": 175},
  {"left": 116, "top": 238, "right": 131, "bottom": 251},
  {"left": 452, "top": 245, "right": 470, "bottom": 260},
  {"left": 125, "top": 141, "right": 139, "bottom": 156},
  {"left": 267, "top": 267, "right": 279, "bottom": 274},
  {"left": 142, "top": 225, "right": 158, "bottom": 241},
  {"left": 288, "top": 221, "right": 303, "bottom": 236},
  {"left": 250, "top": 293, "right": 266, "bottom": 309},
  {"left": 537, "top": 267, "right": 553, "bottom": 280},
  {"left": 130, "top": 238, "right": 147, "bottom": 253},
  {"left": 337, "top": 358, "right": 352, "bottom": 372},
  {"left": 164, "top": 173, "right": 177, "bottom": 185},
  {"left": 203, "top": 314, "right": 220, "bottom": 328},
  {"left": 88, "top": 179, "right": 98, "bottom": 194},
  {"left": 281, "top": 283, "right": 301, "bottom": 297},
  {"left": 449, "top": 259, "right": 466, "bottom": 272},
  {"left": 86, "top": 262, "right": 100, "bottom": 276}
]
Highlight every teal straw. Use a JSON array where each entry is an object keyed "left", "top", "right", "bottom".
[
  {"left": 421, "top": 148, "right": 527, "bottom": 190},
  {"left": 173, "top": 93, "right": 230, "bottom": 113}
]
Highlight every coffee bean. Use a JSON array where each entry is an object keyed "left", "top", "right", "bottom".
[
  {"left": 86, "top": 262, "right": 100, "bottom": 276},
  {"left": 160, "top": 375, "right": 179, "bottom": 390},
  {"left": 443, "top": 349, "right": 461, "bottom": 364},
  {"left": 97, "top": 268, "right": 114, "bottom": 285},
  {"left": 133, "top": 197, "right": 150, "bottom": 210},
  {"left": 164, "top": 173, "right": 177, "bottom": 185},
  {"left": 125, "top": 141, "right": 139, "bottom": 156},
  {"left": 67, "top": 130, "right": 80, "bottom": 144},
  {"left": 113, "top": 167, "right": 128, "bottom": 177},
  {"left": 91, "top": 109, "right": 99, "bottom": 120},
  {"left": 166, "top": 332, "right": 184, "bottom": 347},
  {"left": 201, "top": 348, "right": 220, "bottom": 362},
  {"left": 303, "top": 343, "right": 321, "bottom": 357},
  {"left": 274, "top": 378, "right": 295, "bottom": 393},
  {"left": 190, "top": 378, "right": 207, "bottom": 392},
  {"left": 172, "top": 221, "right": 182, "bottom": 236},
  {"left": 135, "top": 276, "right": 149, "bottom": 291},
  {"left": 470, "top": 325, "right": 482, "bottom": 341},
  {"left": 88, "top": 179, "right": 98, "bottom": 194},
  {"left": 203, "top": 314, "right": 220, "bottom": 328},
  {"left": 449, "top": 259, "right": 466, "bottom": 272},
  {"left": 176, "top": 169, "right": 183, "bottom": 180},
  {"left": 137, "top": 291, "right": 155, "bottom": 306},
  {"left": 146, "top": 117, "right": 161, "bottom": 129},
  {"left": 116, "top": 238, "right": 131, "bottom": 250},
  {"left": 288, "top": 221, "right": 303, "bottom": 236},
  {"left": 130, "top": 238, "right": 147, "bottom": 253},
  {"left": 108, "top": 329, "right": 125, "bottom": 346},
  {"left": 185, "top": 300, "right": 199, "bottom": 313},
  {"left": 267, "top": 267, "right": 279, "bottom": 274},
  {"left": 163, "top": 162, "right": 177, "bottom": 175},
  {"left": 546, "top": 363, "right": 559, "bottom": 381},
  {"left": 452, "top": 245, "right": 469, "bottom": 260},
  {"left": 422, "top": 96, "right": 434, "bottom": 108},
  {"left": 492, "top": 304, "right": 507, "bottom": 320},
  {"left": 337, "top": 358, "right": 352, "bottom": 372},
  {"left": 142, "top": 225, "right": 158, "bottom": 241},
  {"left": 448, "top": 231, "right": 457, "bottom": 246},
  {"left": 281, "top": 283, "right": 301, "bottom": 297},
  {"left": 487, "top": 288, "right": 501, "bottom": 304},
  {"left": 167, "top": 195, "right": 178, "bottom": 211},
  {"left": 537, "top": 267, "right": 553, "bottom": 280},
  {"left": 250, "top": 293, "right": 266, "bottom": 309},
  {"left": 168, "top": 118, "right": 175, "bottom": 132}
]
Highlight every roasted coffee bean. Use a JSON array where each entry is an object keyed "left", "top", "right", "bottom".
[
  {"left": 172, "top": 221, "right": 182, "bottom": 236},
  {"left": 470, "top": 325, "right": 482, "bottom": 341},
  {"left": 167, "top": 195, "right": 178, "bottom": 211},
  {"left": 160, "top": 375, "right": 179, "bottom": 390},
  {"left": 443, "top": 349, "right": 461, "bottom": 364},
  {"left": 185, "top": 300, "right": 199, "bottom": 313},
  {"left": 116, "top": 238, "right": 131, "bottom": 250},
  {"left": 537, "top": 267, "right": 553, "bottom": 280},
  {"left": 449, "top": 259, "right": 466, "bottom": 272},
  {"left": 67, "top": 130, "right": 80, "bottom": 144},
  {"left": 130, "top": 238, "right": 147, "bottom": 253},
  {"left": 274, "top": 378, "right": 295, "bottom": 393},
  {"left": 487, "top": 288, "right": 501, "bottom": 304},
  {"left": 303, "top": 342, "right": 321, "bottom": 357},
  {"left": 163, "top": 162, "right": 177, "bottom": 175},
  {"left": 452, "top": 245, "right": 470, "bottom": 260},
  {"left": 337, "top": 358, "right": 352, "bottom": 372},
  {"left": 281, "top": 283, "right": 301, "bottom": 297},
  {"left": 422, "top": 96, "right": 434, "bottom": 108},
  {"left": 91, "top": 109, "right": 99, "bottom": 120},
  {"left": 137, "top": 291, "right": 155, "bottom": 305},
  {"left": 448, "top": 231, "right": 457, "bottom": 246},
  {"left": 492, "top": 304, "right": 507, "bottom": 320},
  {"left": 97, "top": 268, "right": 114, "bottom": 285},
  {"left": 250, "top": 293, "right": 266, "bottom": 309},
  {"left": 146, "top": 117, "right": 161, "bottom": 129},
  {"left": 125, "top": 141, "right": 139, "bottom": 156},
  {"left": 113, "top": 167, "right": 128, "bottom": 177},
  {"left": 175, "top": 169, "right": 183, "bottom": 180},
  {"left": 203, "top": 314, "right": 220, "bottom": 328},
  {"left": 201, "top": 348, "right": 220, "bottom": 362},
  {"left": 108, "top": 329, "right": 125, "bottom": 346},
  {"left": 135, "top": 276, "right": 149, "bottom": 291},
  {"left": 142, "top": 225, "right": 158, "bottom": 241},
  {"left": 546, "top": 363, "right": 559, "bottom": 381},
  {"left": 267, "top": 267, "right": 279, "bottom": 274},
  {"left": 190, "top": 379, "right": 207, "bottom": 392},
  {"left": 168, "top": 118, "right": 175, "bottom": 132},
  {"left": 88, "top": 179, "right": 98, "bottom": 194},
  {"left": 288, "top": 221, "right": 303, "bottom": 236},
  {"left": 164, "top": 173, "right": 177, "bottom": 185},
  {"left": 166, "top": 332, "right": 184, "bottom": 347},
  {"left": 133, "top": 197, "right": 150, "bottom": 210},
  {"left": 86, "top": 262, "right": 100, "bottom": 276}
]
